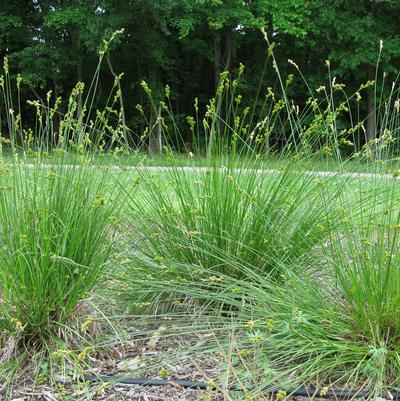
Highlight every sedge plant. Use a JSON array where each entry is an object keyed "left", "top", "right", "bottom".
[
  {"left": 0, "top": 162, "right": 120, "bottom": 351},
  {"left": 0, "top": 32, "right": 127, "bottom": 376},
  {"left": 123, "top": 160, "right": 346, "bottom": 280},
  {"left": 123, "top": 173, "right": 400, "bottom": 397}
]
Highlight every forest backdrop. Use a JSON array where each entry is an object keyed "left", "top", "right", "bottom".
[{"left": 1, "top": 0, "right": 400, "bottom": 152}]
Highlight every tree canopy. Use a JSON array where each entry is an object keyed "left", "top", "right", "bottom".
[{"left": 1, "top": 0, "right": 400, "bottom": 149}]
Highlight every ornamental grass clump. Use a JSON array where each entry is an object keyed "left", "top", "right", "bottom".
[
  {"left": 0, "top": 161, "right": 117, "bottom": 351},
  {"left": 141, "top": 175, "right": 400, "bottom": 395},
  {"left": 123, "top": 157, "right": 346, "bottom": 280}
]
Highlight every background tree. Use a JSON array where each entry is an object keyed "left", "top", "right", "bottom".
[
  {"left": 310, "top": 0, "right": 400, "bottom": 141},
  {"left": 0, "top": 0, "right": 399, "bottom": 150}
]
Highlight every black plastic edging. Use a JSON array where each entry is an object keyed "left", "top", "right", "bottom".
[
  {"left": 83, "top": 374, "right": 400, "bottom": 399},
  {"left": 83, "top": 375, "right": 208, "bottom": 389}
]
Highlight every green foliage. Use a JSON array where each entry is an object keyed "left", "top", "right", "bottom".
[
  {"left": 317, "top": 0, "right": 400, "bottom": 73},
  {"left": 6, "top": 0, "right": 400, "bottom": 148},
  {"left": 0, "top": 38, "right": 126, "bottom": 358},
  {"left": 2, "top": 2, "right": 400, "bottom": 397},
  {"left": 122, "top": 176, "right": 400, "bottom": 394},
  {"left": 0, "top": 162, "right": 117, "bottom": 345},
  {"left": 124, "top": 160, "right": 343, "bottom": 279}
]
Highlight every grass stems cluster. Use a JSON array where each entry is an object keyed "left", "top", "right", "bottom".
[
  {"left": 2, "top": 33, "right": 400, "bottom": 400},
  {"left": 125, "top": 159, "right": 345, "bottom": 280},
  {"left": 0, "top": 162, "right": 118, "bottom": 348}
]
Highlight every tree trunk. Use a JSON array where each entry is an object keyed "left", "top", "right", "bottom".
[
  {"left": 157, "top": 106, "right": 162, "bottom": 151},
  {"left": 223, "top": 33, "right": 234, "bottom": 72},
  {"left": 71, "top": 31, "right": 83, "bottom": 122},
  {"left": 214, "top": 34, "right": 222, "bottom": 89},
  {"left": 106, "top": 53, "right": 128, "bottom": 145},
  {"left": 52, "top": 79, "right": 60, "bottom": 147},
  {"left": 366, "top": 64, "right": 376, "bottom": 143},
  {"left": 208, "top": 32, "right": 236, "bottom": 156},
  {"left": 149, "top": 105, "right": 162, "bottom": 154}
]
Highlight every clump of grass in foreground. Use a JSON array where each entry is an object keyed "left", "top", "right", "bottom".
[
  {"left": 0, "top": 159, "right": 119, "bottom": 357},
  {"left": 127, "top": 176, "right": 400, "bottom": 396},
  {"left": 123, "top": 157, "right": 348, "bottom": 280},
  {"left": 0, "top": 29, "right": 128, "bottom": 361}
]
